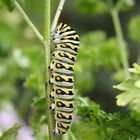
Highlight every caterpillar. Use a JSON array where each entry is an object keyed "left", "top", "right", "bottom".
[{"left": 49, "top": 23, "right": 80, "bottom": 135}]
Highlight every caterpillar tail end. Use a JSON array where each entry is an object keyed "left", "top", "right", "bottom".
[{"left": 53, "top": 127, "right": 66, "bottom": 135}]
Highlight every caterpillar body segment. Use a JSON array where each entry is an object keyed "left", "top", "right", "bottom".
[
  {"left": 55, "top": 110, "right": 73, "bottom": 123},
  {"left": 49, "top": 59, "right": 74, "bottom": 74},
  {"left": 53, "top": 124, "right": 68, "bottom": 135},
  {"left": 56, "top": 121, "right": 70, "bottom": 131},
  {"left": 50, "top": 99, "right": 74, "bottom": 112},
  {"left": 54, "top": 43, "right": 79, "bottom": 55},
  {"left": 49, "top": 73, "right": 74, "bottom": 87},
  {"left": 50, "top": 86, "right": 74, "bottom": 100},
  {"left": 49, "top": 23, "right": 80, "bottom": 135},
  {"left": 53, "top": 121, "right": 71, "bottom": 135},
  {"left": 52, "top": 50, "right": 76, "bottom": 64}
]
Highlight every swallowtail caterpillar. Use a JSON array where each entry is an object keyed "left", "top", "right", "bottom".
[{"left": 49, "top": 23, "right": 80, "bottom": 135}]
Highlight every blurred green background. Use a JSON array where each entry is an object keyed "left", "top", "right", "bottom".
[{"left": 1, "top": 0, "right": 140, "bottom": 140}]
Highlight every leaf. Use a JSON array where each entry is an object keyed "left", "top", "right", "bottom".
[
  {"left": 30, "top": 96, "right": 48, "bottom": 129},
  {"left": 116, "top": 91, "right": 139, "bottom": 106},
  {"left": 0, "top": 125, "right": 20, "bottom": 140},
  {"left": 114, "top": 63, "right": 140, "bottom": 112},
  {"left": 74, "top": 95, "right": 140, "bottom": 139},
  {"left": 99, "top": 37, "right": 121, "bottom": 69},
  {"left": 128, "top": 63, "right": 140, "bottom": 74},
  {"left": 113, "top": 79, "right": 135, "bottom": 91},
  {"left": 30, "top": 96, "right": 48, "bottom": 140}
]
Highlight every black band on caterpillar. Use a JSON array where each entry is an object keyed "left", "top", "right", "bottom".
[{"left": 50, "top": 23, "right": 80, "bottom": 135}]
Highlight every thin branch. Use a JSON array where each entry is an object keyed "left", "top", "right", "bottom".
[
  {"left": 51, "top": 0, "right": 66, "bottom": 32},
  {"left": 12, "top": 0, "right": 44, "bottom": 44},
  {"left": 62, "top": 133, "right": 70, "bottom": 140},
  {"left": 111, "top": 8, "right": 130, "bottom": 80},
  {"left": 44, "top": 0, "right": 55, "bottom": 140},
  {"left": 69, "top": 130, "right": 77, "bottom": 140}
]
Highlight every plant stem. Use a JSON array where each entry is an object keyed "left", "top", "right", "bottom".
[
  {"left": 62, "top": 133, "right": 69, "bottom": 140},
  {"left": 44, "top": 0, "right": 55, "bottom": 140},
  {"left": 69, "top": 130, "right": 77, "bottom": 140},
  {"left": 111, "top": 8, "right": 130, "bottom": 80},
  {"left": 12, "top": 0, "right": 44, "bottom": 44},
  {"left": 51, "top": 0, "right": 66, "bottom": 31}
]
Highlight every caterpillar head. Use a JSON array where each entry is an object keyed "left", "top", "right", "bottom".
[{"left": 50, "top": 27, "right": 61, "bottom": 44}]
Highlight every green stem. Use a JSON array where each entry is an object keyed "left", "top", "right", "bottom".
[
  {"left": 44, "top": 0, "right": 55, "bottom": 140},
  {"left": 111, "top": 8, "right": 130, "bottom": 80},
  {"left": 62, "top": 133, "right": 70, "bottom": 140},
  {"left": 69, "top": 130, "right": 77, "bottom": 140},
  {"left": 51, "top": 0, "right": 66, "bottom": 31},
  {"left": 12, "top": 0, "right": 44, "bottom": 44}
]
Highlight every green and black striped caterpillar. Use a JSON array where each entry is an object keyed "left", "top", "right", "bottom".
[{"left": 49, "top": 23, "right": 80, "bottom": 135}]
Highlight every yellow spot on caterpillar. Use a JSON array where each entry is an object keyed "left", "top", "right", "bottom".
[
  {"left": 56, "top": 76, "right": 61, "bottom": 81},
  {"left": 65, "top": 102, "right": 70, "bottom": 107},
  {"left": 56, "top": 63, "right": 61, "bottom": 68},
  {"left": 58, "top": 113, "right": 62, "bottom": 118},
  {"left": 62, "top": 26, "right": 71, "bottom": 32},
  {"left": 59, "top": 52, "right": 65, "bottom": 57},
  {"left": 73, "top": 34, "right": 79, "bottom": 40},
  {"left": 57, "top": 89, "right": 61, "bottom": 94},
  {"left": 65, "top": 90, "right": 69, "bottom": 95},
  {"left": 63, "top": 124, "right": 69, "bottom": 129},
  {"left": 65, "top": 65, "right": 70, "bottom": 69},
  {"left": 65, "top": 77, "right": 70, "bottom": 82},
  {"left": 61, "top": 44, "right": 66, "bottom": 47},
  {"left": 57, "top": 102, "right": 62, "bottom": 106},
  {"left": 65, "top": 114, "right": 70, "bottom": 119},
  {"left": 70, "top": 45, "right": 78, "bottom": 50}
]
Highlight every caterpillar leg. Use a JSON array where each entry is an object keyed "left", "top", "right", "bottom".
[
  {"left": 49, "top": 75, "right": 54, "bottom": 84},
  {"left": 49, "top": 101, "right": 56, "bottom": 110},
  {"left": 50, "top": 92, "right": 55, "bottom": 98}
]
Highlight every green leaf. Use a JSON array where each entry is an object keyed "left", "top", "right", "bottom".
[
  {"left": 99, "top": 37, "right": 121, "bottom": 69},
  {"left": 114, "top": 63, "right": 140, "bottom": 112},
  {"left": 31, "top": 97, "right": 48, "bottom": 129},
  {"left": 74, "top": 95, "right": 140, "bottom": 139},
  {"left": 113, "top": 79, "right": 135, "bottom": 91},
  {"left": 116, "top": 91, "right": 138, "bottom": 106},
  {"left": 0, "top": 125, "right": 20, "bottom": 140},
  {"left": 30, "top": 96, "right": 48, "bottom": 139},
  {"left": 128, "top": 63, "right": 140, "bottom": 74}
]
